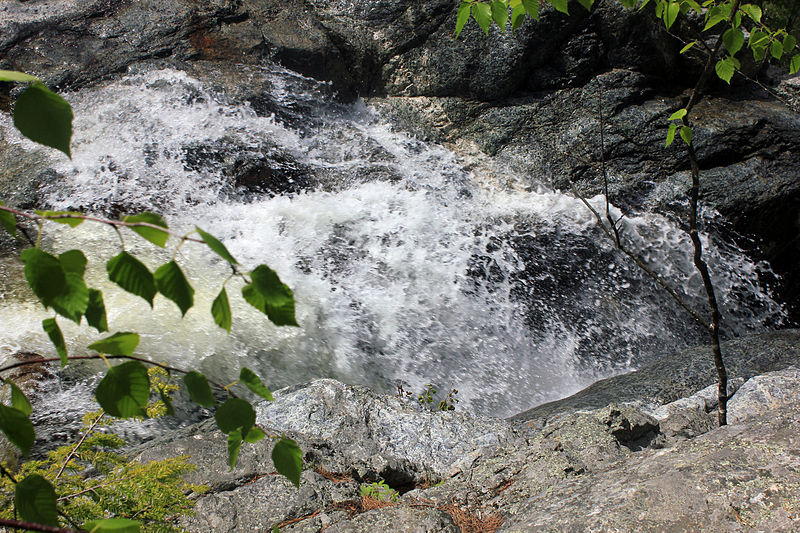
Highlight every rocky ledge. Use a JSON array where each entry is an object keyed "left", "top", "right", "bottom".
[{"left": 133, "top": 330, "right": 800, "bottom": 532}]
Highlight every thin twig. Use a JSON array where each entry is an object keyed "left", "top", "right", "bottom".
[
  {"left": 0, "top": 518, "right": 83, "bottom": 533},
  {"left": 54, "top": 411, "right": 105, "bottom": 482}
]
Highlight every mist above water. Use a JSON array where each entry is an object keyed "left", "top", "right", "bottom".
[{"left": 0, "top": 64, "right": 786, "bottom": 417}]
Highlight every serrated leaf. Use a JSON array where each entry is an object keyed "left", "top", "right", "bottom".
[
  {"left": 680, "top": 125, "right": 693, "bottom": 145},
  {"left": 472, "top": 3, "right": 492, "bottom": 34},
  {"left": 215, "top": 398, "right": 256, "bottom": 434},
  {"left": 13, "top": 83, "right": 73, "bottom": 158},
  {"left": 58, "top": 249, "right": 87, "bottom": 276},
  {"left": 665, "top": 122, "right": 678, "bottom": 147},
  {"left": 703, "top": 5, "right": 728, "bottom": 31},
  {"left": 680, "top": 41, "right": 697, "bottom": 54},
  {"left": 107, "top": 251, "right": 156, "bottom": 306},
  {"left": 522, "top": 0, "right": 539, "bottom": 19},
  {"left": 490, "top": 0, "right": 508, "bottom": 30},
  {"left": 739, "top": 3, "right": 761, "bottom": 23},
  {"left": 576, "top": 0, "right": 594, "bottom": 10},
  {"left": 15, "top": 474, "right": 58, "bottom": 526},
  {"left": 154, "top": 261, "right": 194, "bottom": 316},
  {"left": 242, "top": 265, "right": 298, "bottom": 327},
  {"left": 783, "top": 35, "right": 796, "bottom": 54},
  {"left": 42, "top": 318, "right": 67, "bottom": 366},
  {"left": 0, "top": 202, "right": 16, "bottom": 237},
  {"left": 791, "top": 54, "right": 800, "bottom": 75},
  {"left": 668, "top": 108, "right": 687, "bottom": 121},
  {"left": 750, "top": 31, "right": 770, "bottom": 49},
  {"left": 195, "top": 227, "right": 238, "bottom": 264},
  {"left": 244, "top": 426, "right": 266, "bottom": 443},
  {"left": 85, "top": 289, "right": 109, "bottom": 333},
  {"left": 239, "top": 367, "right": 274, "bottom": 401},
  {"left": 511, "top": 4, "right": 526, "bottom": 30},
  {"left": 227, "top": 429, "right": 243, "bottom": 469},
  {"left": 51, "top": 272, "right": 89, "bottom": 324},
  {"left": 123, "top": 212, "right": 169, "bottom": 248},
  {"left": 715, "top": 57, "right": 735, "bottom": 84},
  {"left": 8, "top": 381, "right": 32, "bottom": 416},
  {"left": 83, "top": 518, "right": 141, "bottom": 532},
  {"left": 88, "top": 332, "right": 140, "bottom": 356},
  {"left": 683, "top": 0, "right": 701, "bottom": 13},
  {"left": 0, "top": 70, "right": 40, "bottom": 83},
  {"left": 723, "top": 28, "right": 744, "bottom": 56},
  {"left": 21, "top": 248, "right": 66, "bottom": 307},
  {"left": 34, "top": 210, "right": 83, "bottom": 227},
  {"left": 95, "top": 361, "right": 150, "bottom": 418},
  {"left": 272, "top": 438, "right": 303, "bottom": 488},
  {"left": 549, "top": 0, "right": 568, "bottom": 15},
  {"left": 212, "top": 287, "right": 233, "bottom": 333},
  {"left": 183, "top": 371, "right": 216, "bottom": 408},
  {"left": 455, "top": 2, "right": 471, "bottom": 37},
  {"left": 0, "top": 405, "right": 35, "bottom": 456},
  {"left": 770, "top": 40, "right": 784, "bottom": 60},
  {"left": 664, "top": 0, "right": 679, "bottom": 30}
]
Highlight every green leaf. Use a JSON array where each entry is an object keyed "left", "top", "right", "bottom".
[
  {"left": 522, "top": 0, "right": 539, "bottom": 19},
  {"left": 95, "top": 361, "right": 150, "bottom": 418},
  {"left": 58, "top": 249, "right": 87, "bottom": 276},
  {"left": 13, "top": 83, "right": 73, "bottom": 158},
  {"left": 51, "top": 272, "right": 90, "bottom": 324},
  {"left": 668, "top": 108, "right": 687, "bottom": 121},
  {"left": 158, "top": 387, "right": 175, "bottom": 417},
  {"left": 106, "top": 251, "right": 156, "bottom": 306},
  {"left": 272, "top": 438, "right": 303, "bottom": 488},
  {"left": 21, "top": 248, "right": 66, "bottom": 307},
  {"left": 472, "top": 3, "right": 492, "bottom": 34},
  {"left": 0, "top": 70, "right": 40, "bottom": 83},
  {"left": 549, "top": 0, "right": 568, "bottom": 15},
  {"left": 239, "top": 367, "right": 274, "bottom": 401},
  {"left": 665, "top": 122, "right": 678, "bottom": 147},
  {"left": 679, "top": 41, "right": 696, "bottom": 54},
  {"left": 244, "top": 426, "right": 266, "bottom": 443},
  {"left": 663, "top": 0, "right": 679, "bottom": 30},
  {"left": 723, "top": 28, "right": 744, "bottom": 56},
  {"left": 576, "top": 0, "right": 594, "bottom": 10},
  {"left": 88, "top": 332, "right": 140, "bottom": 356},
  {"left": 703, "top": 5, "right": 728, "bottom": 31},
  {"left": 770, "top": 40, "right": 784, "bottom": 60},
  {"left": 8, "top": 381, "right": 32, "bottom": 416},
  {"left": 510, "top": 4, "right": 526, "bottom": 30},
  {"left": 84, "top": 518, "right": 141, "bottom": 533},
  {"left": 34, "top": 210, "right": 83, "bottom": 227},
  {"left": 0, "top": 202, "right": 16, "bottom": 237},
  {"left": 455, "top": 2, "right": 471, "bottom": 38},
  {"left": 242, "top": 265, "right": 298, "bottom": 327},
  {"left": 0, "top": 405, "right": 35, "bottom": 456},
  {"left": 783, "top": 35, "right": 797, "bottom": 54},
  {"left": 490, "top": 0, "right": 508, "bottom": 30},
  {"left": 749, "top": 31, "right": 770, "bottom": 50},
  {"left": 85, "top": 289, "right": 109, "bottom": 333},
  {"left": 679, "top": 125, "right": 693, "bottom": 145},
  {"left": 195, "top": 227, "right": 238, "bottom": 264},
  {"left": 683, "top": 0, "right": 701, "bottom": 13},
  {"left": 154, "top": 261, "right": 194, "bottom": 316},
  {"left": 15, "top": 474, "right": 58, "bottom": 527},
  {"left": 715, "top": 57, "right": 735, "bottom": 84},
  {"left": 215, "top": 398, "right": 256, "bottom": 434},
  {"left": 212, "top": 287, "right": 233, "bottom": 333},
  {"left": 42, "top": 318, "right": 68, "bottom": 366},
  {"left": 183, "top": 371, "right": 216, "bottom": 408},
  {"left": 739, "top": 3, "right": 761, "bottom": 23},
  {"left": 123, "top": 212, "right": 169, "bottom": 248},
  {"left": 227, "top": 428, "right": 243, "bottom": 469},
  {"left": 791, "top": 54, "right": 800, "bottom": 75}
]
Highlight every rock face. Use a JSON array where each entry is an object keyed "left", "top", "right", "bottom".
[{"left": 135, "top": 334, "right": 800, "bottom": 532}]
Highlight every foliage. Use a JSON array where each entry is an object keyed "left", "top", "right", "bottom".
[
  {"left": 397, "top": 384, "right": 460, "bottom": 411},
  {"left": 0, "top": 371, "right": 207, "bottom": 532},
  {"left": 0, "top": 70, "right": 305, "bottom": 532},
  {"left": 359, "top": 481, "right": 399, "bottom": 503}
]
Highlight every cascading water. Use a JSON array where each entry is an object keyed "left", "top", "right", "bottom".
[{"left": 0, "top": 63, "right": 787, "bottom": 419}]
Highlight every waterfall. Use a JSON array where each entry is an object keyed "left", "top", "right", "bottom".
[{"left": 0, "top": 63, "right": 786, "bottom": 418}]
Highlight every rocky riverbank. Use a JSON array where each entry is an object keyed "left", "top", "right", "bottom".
[{"left": 130, "top": 330, "right": 800, "bottom": 531}]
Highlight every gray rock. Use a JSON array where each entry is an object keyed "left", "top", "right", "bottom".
[
  {"left": 256, "top": 379, "right": 515, "bottom": 483},
  {"left": 727, "top": 367, "right": 800, "bottom": 424},
  {"left": 324, "top": 506, "right": 459, "bottom": 533}
]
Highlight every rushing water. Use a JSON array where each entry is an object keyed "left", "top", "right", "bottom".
[{"left": 0, "top": 63, "right": 787, "bottom": 418}]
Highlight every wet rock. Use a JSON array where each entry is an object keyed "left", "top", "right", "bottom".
[{"left": 727, "top": 367, "right": 800, "bottom": 424}]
